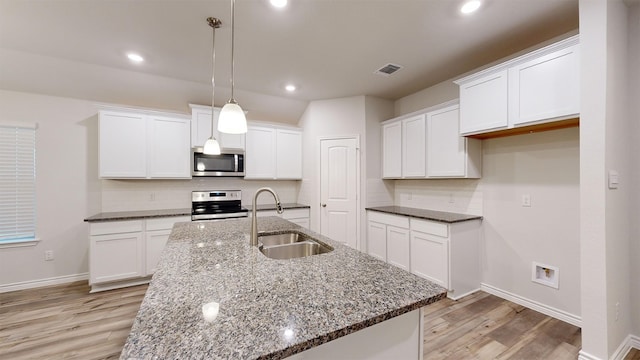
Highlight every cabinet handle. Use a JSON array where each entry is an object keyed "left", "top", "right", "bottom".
[{"left": 321, "top": 204, "right": 327, "bottom": 207}]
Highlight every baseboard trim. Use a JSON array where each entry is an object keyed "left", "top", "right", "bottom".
[
  {"left": 578, "top": 350, "right": 601, "bottom": 360},
  {"left": 480, "top": 283, "right": 582, "bottom": 327},
  {"left": 612, "top": 334, "right": 640, "bottom": 360},
  {"left": 0, "top": 273, "right": 89, "bottom": 293}
]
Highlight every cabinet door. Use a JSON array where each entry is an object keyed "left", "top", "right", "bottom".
[
  {"left": 245, "top": 126, "right": 276, "bottom": 179},
  {"left": 367, "top": 221, "right": 387, "bottom": 261},
  {"left": 382, "top": 122, "right": 402, "bottom": 178},
  {"left": 386, "top": 225, "right": 410, "bottom": 271},
  {"left": 99, "top": 111, "right": 147, "bottom": 178},
  {"left": 427, "top": 105, "right": 465, "bottom": 177},
  {"left": 276, "top": 129, "right": 302, "bottom": 179},
  {"left": 459, "top": 70, "right": 509, "bottom": 135},
  {"left": 148, "top": 116, "right": 191, "bottom": 178},
  {"left": 191, "top": 107, "right": 214, "bottom": 148},
  {"left": 90, "top": 232, "right": 144, "bottom": 284},
  {"left": 402, "top": 115, "right": 426, "bottom": 178},
  {"left": 410, "top": 231, "right": 449, "bottom": 289},
  {"left": 509, "top": 44, "right": 580, "bottom": 126},
  {"left": 145, "top": 229, "right": 171, "bottom": 275}
]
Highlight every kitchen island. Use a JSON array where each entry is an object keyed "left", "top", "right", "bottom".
[{"left": 120, "top": 217, "right": 447, "bottom": 359}]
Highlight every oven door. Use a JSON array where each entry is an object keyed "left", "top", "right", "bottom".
[{"left": 191, "top": 149, "right": 244, "bottom": 177}]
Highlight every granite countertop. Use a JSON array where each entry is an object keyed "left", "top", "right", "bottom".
[
  {"left": 366, "top": 206, "right": 482, "bottom": 223},
  {"left": 247, "top": 203, "right": 310, "bottom": 211},
  {"left": 120, "top": 217, "right": 447, "bottom": 359},
  {"left": 84, "top": 204, "right": 309, "bottom": 223},
  {"left": 84, "top": 208, "right": 191, "bottom": 222}
]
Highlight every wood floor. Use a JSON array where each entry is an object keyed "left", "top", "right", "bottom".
[{"left": 0, "top": 281, "right": 638, "bottom": 359}]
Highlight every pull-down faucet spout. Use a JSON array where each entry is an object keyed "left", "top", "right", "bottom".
[{"left": 250, "top": 187, "right": 283, "bottom": 246}]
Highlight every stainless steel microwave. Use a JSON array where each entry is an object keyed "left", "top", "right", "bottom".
[{"left": 191, "top": 148, "right": 245, "bottom": 177}]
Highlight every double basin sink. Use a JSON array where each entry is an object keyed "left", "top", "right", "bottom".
[{"left": 257, "top": 231, "right": 334, "bottom": 260}]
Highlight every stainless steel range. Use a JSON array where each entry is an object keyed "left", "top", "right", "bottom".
[{"left": 191, "top": 190, "right": 248, "bottom": 221}]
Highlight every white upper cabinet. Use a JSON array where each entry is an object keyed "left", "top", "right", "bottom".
[
  {"left": 382, "top": 122, "right": 402, "bottom": 178},
  {"left": 148, "top": 115, "right": 191, "bottom": 178},
  {"left": 276, "top": 129, "right": 302, "bottom": 179},
  {"left": 456, "top": 35, "right": 580, "bottom": 136},
  {"left": 427, "top": 105, "right": 481, "bottom": 178},
  {"left": 189, "top": 104, "right": 245, "bottom": 151},
  {"left": 99, "top": 109, "right": 191, "bottom": 179},
  {"left": 245, "top": 124, "right": 302, "bottom": 180},
  {"left": 458, "top": 70, "right": 509, "bottom": 135},
  {"left": 381, "top": 101, "right": 481, "bottom": 179},
  {"left": 401, "top": 115, "right": 426, "bottom": 178},
  {"left": 99, "top": 111, "right": 147, "bottom": 178},
  {"left": 508, "top": 44, "right": 580, "bottom": 126}
]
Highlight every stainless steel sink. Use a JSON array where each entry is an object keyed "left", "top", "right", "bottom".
[{"left": 258, "top": 232, "right": 333, "bottom": 259}]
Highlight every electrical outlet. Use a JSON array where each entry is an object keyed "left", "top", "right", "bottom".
[
  {"left": 44, "top": 250, "right": 54, "bottom": 261},
  {"left": 615, "top": 302, "right": 620, "bottom": 321},
  {"left": 522, "top": 194, "right": 531, "bottom": 207},
  {"left": 149, "top": 192, "right": 156, "bottom": 201},
  {"left": 449, "top": 193, "right": 455, "bottom": 204}
]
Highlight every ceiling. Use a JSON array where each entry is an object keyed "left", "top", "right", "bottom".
[{"left": 0, "top": 0, "right": 578, "bottom": 123}]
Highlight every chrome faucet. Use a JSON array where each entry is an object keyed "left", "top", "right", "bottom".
[{"left": 250, "top": 187, "right": 284, "bottom": 246}]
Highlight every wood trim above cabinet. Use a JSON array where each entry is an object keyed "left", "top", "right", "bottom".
[{"left": 465, "top": 117, "right": 579, "bottom": 140}]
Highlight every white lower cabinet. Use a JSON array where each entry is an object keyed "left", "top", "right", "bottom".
[
  {"left": 366, "top": 210, "right": 481, "bottom": 299},
  {"left": 366, "top": 212, "right": 410, "bottom": 270},
  {"left": 89, "top": 216, "right": 190, "bottom": 292}
]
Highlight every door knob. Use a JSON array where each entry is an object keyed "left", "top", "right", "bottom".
[{"left": 321, "top": 203, "right": 327, "bottom": 207}]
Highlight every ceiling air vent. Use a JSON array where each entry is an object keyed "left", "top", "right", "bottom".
[{"left": 375, "top": 63, "right": 402, "bottom": 76}]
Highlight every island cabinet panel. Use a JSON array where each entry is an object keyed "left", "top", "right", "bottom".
[
  {"left": 89, "top": 216, "right": 190, "bottom": 292},
  {"left": 99, "top": 109, "right": 191, "bottom": 179},
  {"left": 456, "top": 35, "right": 580, "bottom": 137},
  {"left": 382, "top": 121, "right": 402, "bottom": 178},
  {"left": 381, "top": 102, "right": 482, "bottom": 179},
  {"left": 245, "top": 125, "right": 302, "bottom": 180},
  {"left": 189, "top": 104, "right": 245, "bottom": 150},
  {"left": 401, "top": 114, "right": 426, "bottom": 178}
]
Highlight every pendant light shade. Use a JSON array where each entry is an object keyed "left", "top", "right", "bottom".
[
  {"left": 218, "top": 0, "right": 247, "bottom": 134},
  {"left": 203, "top": 17, "right": 222, "bottom": 155}
]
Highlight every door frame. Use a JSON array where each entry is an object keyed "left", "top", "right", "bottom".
[{"left": 317, "top": 135, "right": 361, "bottom": 250}]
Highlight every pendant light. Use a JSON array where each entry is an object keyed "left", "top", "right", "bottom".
[
  {"left": 218, "top": 0, "right": 248, "bottom": 134},
  {"left": 203, "top": 17, "right": 222, "bottom": 155}
]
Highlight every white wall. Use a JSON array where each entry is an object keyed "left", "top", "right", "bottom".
[
  {"left": 0, "top": 90, "right": 100, "bottom": 287},
  {"left": 579, "top": 0, "right": 635, "bottom": 358},
  {"left": 629, "top": 2, "right": 640, "bottom": 340},
  {"left": 394, "top": 179, "right": 482, "bottom": 216},
  {"left": 297, "top": 96, "right": 366, "bottom": 238},
  {"left": 364, "top": 97, "right": 395, "bottom": 209}
]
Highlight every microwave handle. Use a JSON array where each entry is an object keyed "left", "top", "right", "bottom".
[{"left": 234, "top": 154, "right": 239, "bottom": 172}]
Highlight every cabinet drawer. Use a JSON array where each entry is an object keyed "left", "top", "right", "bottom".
[
  {"left": 146, "top": 216, "right": 191, "bottom": 231},
  {"left": 90, "top": 220, "right": 143, "bottom": 236},
  {"left": 367, "top": 211, "right": 409, "bottom": 229},
  {"left": 410, "top": 218, "right": 448, "bottom": 238},
  {"left": 282, "top": 208, "right": 309, "bottom": 219}
]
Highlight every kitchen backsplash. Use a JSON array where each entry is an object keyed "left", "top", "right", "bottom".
[
  {"left": 394, "top": 179, "right": 483, "bottom": 216},
  {"left": 100, "top": 179, "right": 301, "bottom": 212}
]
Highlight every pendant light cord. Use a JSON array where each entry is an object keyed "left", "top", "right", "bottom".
[
  {"left": 207, "top": 17, "right": 221, "bottom": 138},
  {"left": 230, "top": 0, "right": 236, "bottom": 102}
]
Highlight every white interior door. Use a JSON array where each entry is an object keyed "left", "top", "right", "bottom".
[{"left": 320, "top": 138, "right": 358, "bottom": 249}]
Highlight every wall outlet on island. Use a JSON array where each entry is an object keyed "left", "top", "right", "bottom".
[
  {"left": 448, "top": 193, "right": 455, "bottom": 203},
  {"left": 149, "top": 192, "right": 156, "bottom": 201}
]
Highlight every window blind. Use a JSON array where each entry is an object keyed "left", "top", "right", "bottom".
[{"left": 0, "top": 124, "right": 36, "bottom": 242}]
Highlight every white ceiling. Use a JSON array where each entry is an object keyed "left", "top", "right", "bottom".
[{"left": 0, "top": 0, "right": 578, "bottom": 123}]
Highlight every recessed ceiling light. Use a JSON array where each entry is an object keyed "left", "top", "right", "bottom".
[
  {"left": 285, "top": 84, "right": 296, "bottom": 92},
  {"left": 126, "top": 53, "right": 144, "bottom": 63},
  {"left": 270, "top": 0, "right": 287, "bottom": 8},
  {"left": 460, "top": 0, "right": 481, "bottom": 14}
]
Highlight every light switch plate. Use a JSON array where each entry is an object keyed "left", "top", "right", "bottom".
[{"left": 608, "top": 170, "right": 619, "bottom": 189}]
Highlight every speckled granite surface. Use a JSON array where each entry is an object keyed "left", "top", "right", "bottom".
[
  {"left": 84, "top": 204, "right": 309, "bottom": 223},
  {"left": 247, "top": 203, "right": 310, "bottom": 211},
  {"left": 366, "top": 206, "right": 482, "bottom": 223},
  {"left": 120, "top": 217, "right": 447, "bottom": 359},
  {"left": 84, "top": 208, "right": 191, "bottom": 222}
]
